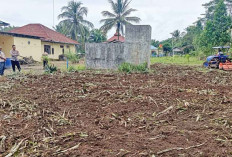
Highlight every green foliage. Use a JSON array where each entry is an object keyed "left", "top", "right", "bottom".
[
  {"left": 57, "top": 1, "right": 94, "bottom": 52},
  {"left": 202, "top": 0, "right": 232, "bottom": 20},
  {"left": 45, "top": 65, "right": 58, "bottom": 74},
  {"left": 198, "top": 0, "right": 231, "bottom": 54},
  {"left": 155, "top": 0, "right": 231, "bottom": 58},
  {"left": 171, "top": 30, "right": 181, "bottom": 40},
  {"left": 156, "top": 38, "right": 172, "bottom": 54},
  {"left": 185, "top": 54, "right": 190, "bottom": 62},
  {"left": 68, "top": 65, "right": 86, "bottom": 72},
  {"left": 65, "top": 52, "right": 80, "bottom": 64},
  {"left": 118, "top": 62, "right": 148, "bottom": 73},
  {"left": 0, "top": 25, "right": 18, "bottom": 32},
  {"left": 150, "top": 56, "right": 203, "bottom": 66},
  {"left": 151, "top": 40, "right": 160, "bottom": 47},
  {"left": 54, "top": 23, "right": 69, "bottom": 36},
  {"left": 41, "top": 56, "right": 49, "bottom": 62},
  {"left": 88, "top": 29, "right": 107, "bottom": 43},
  {"left": 100, "top": 0, "right": 141, "bottom": 34},
  {"left": 163, "top": 43, "right": 172, "bottom": 54}
]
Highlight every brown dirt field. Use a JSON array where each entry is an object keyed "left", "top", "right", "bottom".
[{"left": 0, "top": 64, "right": 232, "bottom": 157}]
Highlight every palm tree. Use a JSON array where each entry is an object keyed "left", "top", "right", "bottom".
[
  {"left": 89, "top": 29, "right": 107, "bottom": 43},
  {"left": 100, "top": 0, "right": 141, "bottom": 38},
  {"left": 54, "top": 23, "right": 69, "bottom": 36},
  {"left": 58, "top": 1, "right": 94, "bottom": 48},
  {"left": 171, "top": 30, "right": 181, "bottom": 40},
  {"left": 0, "top": 20, "right": 9, "bottom": 27}
]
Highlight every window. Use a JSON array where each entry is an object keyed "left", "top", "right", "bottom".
[
  {"left": 28, "top": 41, "right": 31, "bottom": 45},
  {"left": 66, "top": 45, "right": 70, "bottom": 48},
  {"left": 52, "top": 48, "right": 54, "bottom": 55},
  {"left": 60, "top": 45, "right": 64, "bottom": 54},
  {"left": 44, "top": 45, "right": 51, "bottom": 54}
]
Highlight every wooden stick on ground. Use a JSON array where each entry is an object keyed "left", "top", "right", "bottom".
[
  {"left": 5, "top": 139, "right": 24, "bottom": 157},
  {"left": 156, "top": 105, "right": 174, "bottom": 117},
  {"left": 157, "top": 142, "right": 206, "bottom": 155},
  {"left": 0, "top": 135, "right": 6, "bottom": 153},
  {"left": 56, "top": 143, "right": 81, "bottom": 154}
]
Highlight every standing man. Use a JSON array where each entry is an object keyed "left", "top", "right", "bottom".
[
  {"left": 0, "top": 46, "right": 6, "bottom": 76},
  {"left": 42, "top": 51, "right": 49, "bottom": 69},
  {"left": 10, "top": 45, "right": 21, "bottom": 72}
]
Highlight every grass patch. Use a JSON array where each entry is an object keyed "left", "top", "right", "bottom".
[
  {"left": 118, "top": 62, "right": 149, "bottom": 73},
  {"left": 150, "top": 56, "right": 203, "bottom": 66},
  {"left": 68, "top": 65, "right": 86, "bottom": 72}
]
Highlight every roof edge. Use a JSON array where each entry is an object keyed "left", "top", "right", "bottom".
[{"left": 0, "top": 31, "right": 41, "bottom": 39}]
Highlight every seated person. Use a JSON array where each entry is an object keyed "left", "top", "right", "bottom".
[{"left": 218, "top": 49, "right": 223, "bottom": 56}]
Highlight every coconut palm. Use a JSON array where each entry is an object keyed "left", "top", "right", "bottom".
[
  {"left": 58, "top": 1, "right": 94, "bottom": 42},
  {"left": 89, "top": 29, "right": 107, "bottom": 43},
  {"left": 0, "top": 20, "right": 9, "bottom": 27},
  {"left": 100, "top": 0, "right": 141, "bottom": 36},
  {"left": 171, "top": 30, "right": 181, "bottom": 40},
  {"left": 54, "top": 23, "right": 68, "bottom": 36}
]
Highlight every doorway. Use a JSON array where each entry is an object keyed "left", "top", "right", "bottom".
[{"left": 44, "top": 45, "right": 51, "bottom": 54}]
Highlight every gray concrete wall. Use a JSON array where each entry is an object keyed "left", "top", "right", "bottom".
[
  {"left": 85, "top": 24, "right": 152, "bottom": 69},
  {"left": 125, "top": 24, "right": 152, "bottom": 43},
  {"left": 125, "top": 25, "right": 152, "bottom": 67},
  {"left": 85, "top": 43, "right": 125, "bottom": 69}
]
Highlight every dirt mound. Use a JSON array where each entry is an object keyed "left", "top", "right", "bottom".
[
  {"left": 19, "top": 56, "right": 37, "bottom": 65},
  {"left": 0, "top": 64, "right": 232, "bottom": 156}
]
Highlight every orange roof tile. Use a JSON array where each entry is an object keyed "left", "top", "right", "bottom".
[
  {"left": 107, "top": 32, "right": 125, "bottom": 42},
  {"left": 10, "top": 24, "right": 79, "bottom": 45}
]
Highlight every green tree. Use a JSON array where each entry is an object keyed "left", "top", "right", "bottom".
[
  {"left": 175, "top": 21, "right": 203, "bottom": 52},
  {"left": 159, "top": 38, "right": 172, "bottom": 55},
  {"left": 171, "top": 30, "right": 181, "bottom": 49},
  {"left": 0, "top": 25, "right": 18, "bottom": 32},
  {"left": 151, "top": 39, "right": 160, "bottom": 47},
  {"left": 203, "top": 0, "right": 232, "bottom": 20},
  {"left": 163, "top": 43, "right": 172, "bottom": 54},
  {"left": 58, "top": 1, "right": 94, "bottom": 52},
  {"left": 54, "top": 23, "right": 69, "bottom": 36},
  {"left": 199, "top": 0, "right": 231, "bottom": 54},
  {"left": 171, "top": 30, "right": 181, "bottom": 40},
  {"left": 88, "top": 29, "right": 107, "bottom": 43},
  {"left": 100, "top": 0, "right": 141, "bottom": 36}
]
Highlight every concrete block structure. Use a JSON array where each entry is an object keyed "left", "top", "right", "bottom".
[{"left": 85, "top": 24, "right": 152, "bottom": 69}]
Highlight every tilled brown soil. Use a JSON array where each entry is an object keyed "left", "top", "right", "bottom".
[{"left": 0, "top": 64, "right": 232, "bottom": 157}]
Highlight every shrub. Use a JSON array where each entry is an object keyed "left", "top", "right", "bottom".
[
  {"left": 68, "top": 65, "right": 86, "bottom": 72},
  {"left": 185, "top": 54, "right": 190, "bottom": 62},
  {"left": 68, "top": 66, "right": 76, "bottom": 72},
  {"left": 65, "top": 52, "right": 80, "bottom": 64},
  {"left": 45, "top": 64, "right": 58, "bottom": 74},
  {"left": 42, "top": 56, "right": 49, "bottom": 62},
  {"left": 118, "top": 63, "right": 148, "bottom": 73}
]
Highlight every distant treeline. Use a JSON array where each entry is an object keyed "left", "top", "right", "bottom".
[{"left": 152, "top": 0, "right": 232, "bottom": 56}]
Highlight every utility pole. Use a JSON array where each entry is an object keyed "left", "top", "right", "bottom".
[
  {"left": 53, "top": 0, "right": 55, "bottom": 28},
  {"left": 117, "top": 0, "right": 120, "bottom": 41},
  {"left": 117, "top": 22, "right": 120, "bottom": 41},
  {"left": 171, "top": 33, "right": 174, "bottom": 57}
]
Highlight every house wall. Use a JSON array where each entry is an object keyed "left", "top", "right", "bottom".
[
  {"left": 0, "top": 35, "right": 14, "bottom": 57},
  {"left": 14, "top": 37, "right": 42, "bottom": 61},
  {"left": 0, "top": 34, "right": 77, "bottom": 61},
  {"left": 41, "top": 42, "right": 76, "bottom": 60}
]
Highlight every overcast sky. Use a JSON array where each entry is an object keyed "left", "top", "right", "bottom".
[{"left": 0, "top": 0, "right": 209, "bottom": 41}]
